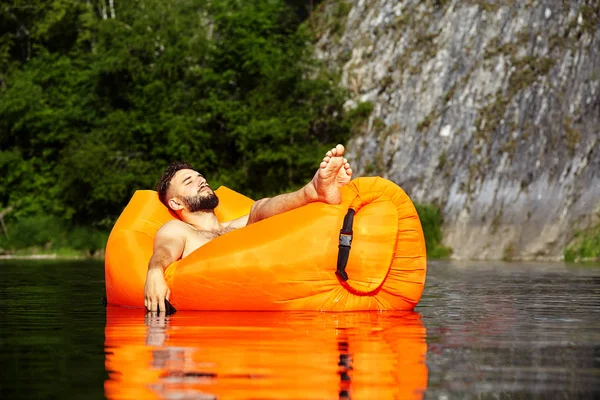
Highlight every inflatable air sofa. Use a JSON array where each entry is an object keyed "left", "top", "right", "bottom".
[{"left": 105, "top": 177, "right": 427, "bottom": 311}]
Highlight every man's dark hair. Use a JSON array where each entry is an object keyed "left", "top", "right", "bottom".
[{"left": 157, "top": 161, "right": 195, "bottom": 208}]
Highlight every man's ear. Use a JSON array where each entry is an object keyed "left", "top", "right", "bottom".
[{"left": 168, "top": 198, "right": 184, "bottom": 211}]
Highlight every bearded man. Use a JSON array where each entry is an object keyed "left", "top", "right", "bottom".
[{"left": 144, "top": 144, "right": 353, "bottom": 312}]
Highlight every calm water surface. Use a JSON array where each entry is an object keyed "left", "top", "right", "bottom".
[{"left": 0, "top": 259, "right": 598, "bottom": 399}]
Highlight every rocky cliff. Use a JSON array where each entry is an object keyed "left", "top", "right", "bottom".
[{"left": 312, "top": 0, "right": 600, "bottom": 260}]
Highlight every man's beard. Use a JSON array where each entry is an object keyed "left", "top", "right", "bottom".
[{"left": 181, "top": 191, "right": 219, "bottom": 212}]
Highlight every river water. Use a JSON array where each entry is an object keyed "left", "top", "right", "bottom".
[{"left": 0, "top": 259, "right": 598, "bottom": 399}]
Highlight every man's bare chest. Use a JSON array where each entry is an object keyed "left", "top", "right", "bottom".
[{"left": 182, "top": 226, "right": 237, "bottom": 257}]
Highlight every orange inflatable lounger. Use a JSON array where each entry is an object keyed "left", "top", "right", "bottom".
[{"left": 104, "top": 177, "right": 427, "bottom": 311}]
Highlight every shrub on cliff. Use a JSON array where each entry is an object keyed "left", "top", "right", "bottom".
[
  {"left": 415, "top": 204, "right": 452, "bottom": 259},
  {"left": 565, "top": 224, "right": 600, "bottom": 262}
]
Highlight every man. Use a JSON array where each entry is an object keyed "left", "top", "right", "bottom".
[{"left": 144, "top": 144, "right": 353, "bottom": 312}]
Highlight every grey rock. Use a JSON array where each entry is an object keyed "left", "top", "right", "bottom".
[{"left": 314, "top": 0, "right": 600, "bottom": 260}]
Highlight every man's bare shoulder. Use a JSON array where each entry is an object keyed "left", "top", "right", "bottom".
[
  {"left": 152, "top": 220, "right": 188, "bottom": 258},
  {"left": 157, "top": 220, "right": 192, "bottom": 238}
]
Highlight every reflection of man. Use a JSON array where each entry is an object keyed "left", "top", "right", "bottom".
[
  {"left": 144, "top": 144, "right": 353, "bottom": 312},
  {"left": 145, "top": 312, "right": 167, "bottom": 347}
]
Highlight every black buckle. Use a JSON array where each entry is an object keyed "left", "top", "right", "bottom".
[
  {"left": 339, "top": 232, "right": 352, "bottom": 247},
  {"left": 336, "top": 209, "right": 355, "bottom": 282}
]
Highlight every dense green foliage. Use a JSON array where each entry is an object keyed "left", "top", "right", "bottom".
[
  {"left": 0, "top": 215, "right": 108, "bottom": 256},
  {"left": 565, "top": 223, "right": 600, "bottom": 262},
  {"left": 0, "top": 0, "right": 451, "bottom": 258},
  {"left": 0, "top": 0, "right": 354, "bottom": 233},
  {"left": 415, "top": 203, "right": 452, "bottom": 259}
]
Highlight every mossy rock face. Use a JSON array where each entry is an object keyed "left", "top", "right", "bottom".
[
  {"left": 311, "top": 0, "right": 600, "bottom": 260},
  {"left": 308, "top": 0, "right": 353, "bottom": 44},
  {"left": 565, "top": 223, "right": 600, "bottom": 262}
]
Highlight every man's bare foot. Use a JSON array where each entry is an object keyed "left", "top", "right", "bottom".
[
  {"left": 307, "top": 144, "right": 352, "bottom": 205},
  {"left": 322, "top": 144, "right": 353, "bottom": 187}
]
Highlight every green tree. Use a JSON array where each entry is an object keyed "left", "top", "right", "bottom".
[{"left": 0, "top": 0, "right": 354, "bottom": 243}]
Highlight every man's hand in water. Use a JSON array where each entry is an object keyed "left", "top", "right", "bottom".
[
  {"left": 144, "top": 223, "right": 184, "bottom": 312},
  {"left": 144, "top": 268, "right": 171, "bottom": 312}
]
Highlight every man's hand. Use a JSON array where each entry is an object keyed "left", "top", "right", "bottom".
[
  {"left": 144, "top": 268, "right": 171, "bottom": 312},
  {"left": 145, "top": 221, "right": 185, "bottom": 312}
]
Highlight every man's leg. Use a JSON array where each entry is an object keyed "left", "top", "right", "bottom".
[{"left": 245, "top": 144, "right": 352, "bottom": 225}]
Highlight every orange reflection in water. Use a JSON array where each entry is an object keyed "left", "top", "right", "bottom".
[{"left": 104, "top": 307, "right": 428, "bottom": 400}]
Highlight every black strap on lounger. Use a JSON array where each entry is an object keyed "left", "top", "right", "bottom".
[
  {"left": 336, "top": 209, "right": 355, "bottom": 281},
  {"left": 158, "top": 299, "right": 177, "bottom": 315}
]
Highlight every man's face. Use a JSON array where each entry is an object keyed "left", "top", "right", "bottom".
[{"left": 169, "top": 169, "right": 219, "bottom": 212}]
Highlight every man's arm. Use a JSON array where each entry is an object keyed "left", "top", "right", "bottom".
[
  {"left": 224, "top": 144, "right": 351, "bottom": 229},
  {"left": 144, "top": 222, "right": 185, "bottom": 312},
  {"left": 225, "top": 185, "right": 316, "bottom": 229}
]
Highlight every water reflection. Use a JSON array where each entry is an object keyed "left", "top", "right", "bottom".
[
  {"left": 2, "top": 259, "right": 598, "bottom": 399},
  {"left": 104, "top": 307, "right": 428, "bottom": 400},
  {"left": 420, "top": 261, "right": 600, "bottom": 397}
]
